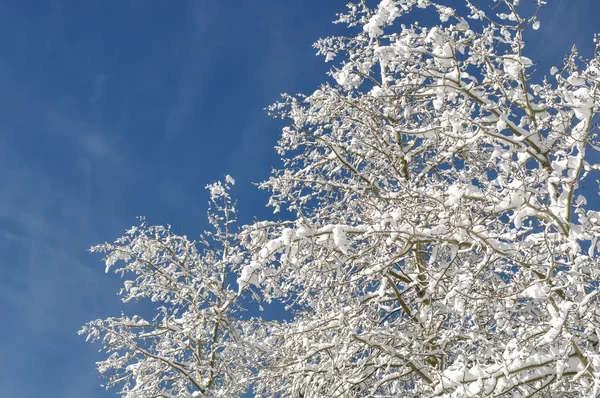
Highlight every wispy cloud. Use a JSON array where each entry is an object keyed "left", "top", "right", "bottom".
[
  {"left": 91, "top": 73, "right": 112, "bottom": 104},
  {"left": 165, "top": 2, "right": 215, "bottom": 140}
]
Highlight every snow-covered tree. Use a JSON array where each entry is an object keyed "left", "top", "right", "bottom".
[
  {"left": 241, "top": 0, "right": 600, "bottom": 396},
  {"left": 80, "top": 178, "right": 254, "bottom": 397},
  {"left": 85, "top": 0, "right": 600, "bottom": 397}
]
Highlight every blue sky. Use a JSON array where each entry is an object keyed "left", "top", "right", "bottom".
[{"left": 0, "top": 1, "right": 598, "bottom": 397}]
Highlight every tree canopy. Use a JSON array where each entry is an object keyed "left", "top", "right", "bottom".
[{"left": 81, "top": 0, "right": 600, "bottom": 396}]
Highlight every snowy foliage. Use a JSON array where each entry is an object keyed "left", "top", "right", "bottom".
[
  {"left": 80, "top": 180, "right": 255, "bottom": 397},
  {"left": 84, "top": 0, "right": 600, "bottom": 397}
]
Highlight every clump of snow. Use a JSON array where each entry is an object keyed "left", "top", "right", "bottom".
[
  {"left": 363, "top": 0, "right": 401, "bottom": 38},
  {"left": 503, "top": 55, "right": 533, "bottom": 80},
  {"left": 237, "top": 260, "right": 261, "bottom": 293}
]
